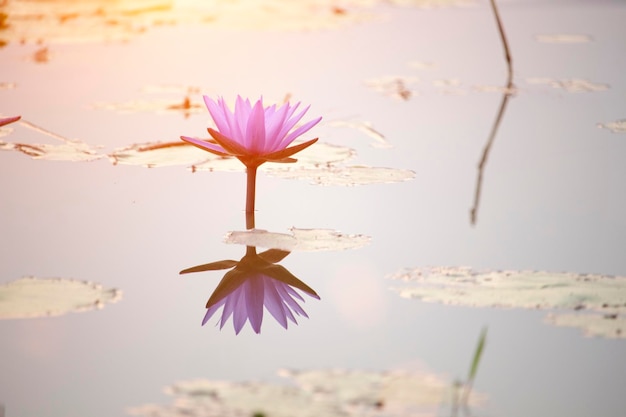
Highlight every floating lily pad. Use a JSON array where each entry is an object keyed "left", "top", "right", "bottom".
[
  {"left": 0, "top": 277, "right": 121, "bottom": 319},
  {"left": 597, "top": 119, "right": 626, "bottom": 134},
  {"left": 327, "top": 120, "right": 391, "bottom": 149},
  {"left": 0, "top": 119, "right": 104, "bottom": 161},
  {"left": 127, "top": 367, "right": 482, "bottom": 417},
  {"left": 0, "top": 140, "right": 104, "bottom": 161},
  {"left": 225, "top": 228, "right": 371, "bottom": 252},
  {"left": 473, "top": 84, "right": 517, "bottom": 94},
  {"left": 193, "top": 141, "right": 355, "bottom": 173},
  {"left": 109, "top": 141, "right": 209, "bottom": 168},
  {"left": 526, "top": 78, "right": 609, "bottom": 93},
  {"left": 388, "top": 267, "right": 626, "bottom": 338},
  {"left": 546, "top": 313, "right": 626, "bottom": 339},
  {"left": 91, "top": 97, "right": 204, "bottom": 116},
  {"left": 365, "top": 76, "right": 419, "bottom": 100},
  {"left": 267, "top": 164, "right": 416, "bottom": 186}
]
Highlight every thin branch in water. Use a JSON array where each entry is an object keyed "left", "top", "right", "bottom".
[{"left": 489, "top": 0, "right": 513, "bottom": 85}]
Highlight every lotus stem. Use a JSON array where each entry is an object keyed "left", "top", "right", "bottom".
[{"left": 245, "top": 165, "right": 257, "bottom": 227}]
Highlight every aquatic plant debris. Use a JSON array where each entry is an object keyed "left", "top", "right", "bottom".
[
  {"left": 127, "top": 368, "right": 484, "bottom": 417},
  {"left": 597, "top": 119, "right": 626, "bottom": 134},
  {"left": 225, "top": 228, "right": 371, "bottom": 252},
  {"left": 388, "top": 267, "right": 626, "bottom": 338},
  {"left": 0, "top": 277, "right": 122, "bottom": 319}
]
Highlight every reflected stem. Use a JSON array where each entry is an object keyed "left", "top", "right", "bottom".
[
  {"left": 469, "top": 86, "right": 512, "bottom": 225},
  {"left": 470, "top": 0, "right": 514, "bottom": 225},
  {"left": 246, "top": 165, "right": 257, "bottom": 229}
]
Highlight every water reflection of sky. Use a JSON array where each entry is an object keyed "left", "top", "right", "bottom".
[{"left": 1, "top": 0, "right": 626, "bottom": 416}]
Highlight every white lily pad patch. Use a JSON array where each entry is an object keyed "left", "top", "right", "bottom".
[
  {"left": 0, "top": 277, "right": 122, "bottom": 319},
  {"left": 127, "top": 368, "right": 483, "bottom": 417},
  {"left": 597, "top": 119, "right": 626, "bottom": 134},
  {"left": 388, "top": 267, "right": 626, "bottom": 339},
  {"left": 225, "top": 228, "right": 371, "bottom": 252}
]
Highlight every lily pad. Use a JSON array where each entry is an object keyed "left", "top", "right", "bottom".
[
  {"left": 0, "top": 119, "right": 104, "bottom": 162},
  {"left": 91, "top": 97, "right": 204, "bottom": 116},
  {"left": 526, "top": 78, "right": 609, "bottom": 93},
  {"left": 388, "top": 267, "right": 626, "bottom": 338},
  {"left": 267, "top": 164, "right": 416, "bottom": 186},
  {"left": 109, "top": 141, "right": 209, "bottom": 168},
  {"left": 364, "top": 76, "right": 419, "bottom": 100},
  {"left": 0, "top": 276, "right": 122, "bottom": 319},
  {"left": 225, "top": 228, "right": 371, "bottom": 252},
  {"left": 546, "top": 312, "right": 626, "bottom": 339},
  {"left": 127, "top": 367, "right": 482, "bottom": 417},
  {"left": 193, "top": 141, "right": 355, "bottom": 173},
  {"left": 327, "top": 120, "right": 392, "bottom": 149},
  {"left": 597, "top": 119, "right": 626, "bottom": 134}
]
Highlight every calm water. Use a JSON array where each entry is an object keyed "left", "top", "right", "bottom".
[{"left": 1, "top": 0, "right": 626, "bottom": 416}]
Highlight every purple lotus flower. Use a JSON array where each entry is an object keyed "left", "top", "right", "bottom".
[
  {"left": 0, "top": 116, "right": 21, "bottom": 127},
  {"left": 181, "top": 96, "right": 321, "bottom": 168},
  {"left": 181, "top": 247, "right": 319, "bottom": 334}
]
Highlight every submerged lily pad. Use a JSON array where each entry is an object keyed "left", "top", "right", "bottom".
[
  {"left": 597, "top": 119, "right": 626, "bottom": 134},
  {"left": 127, "top": 367, "right": 482, "bottom": 417},
  {"left": 0, "top": 276, "right": 121, "bottom": 319},
  {"left": 225, "top": 228, "right": 371, "bottom": 252},
  {"left": 388, "top": 267, "right": 626, "bottom": 338}
]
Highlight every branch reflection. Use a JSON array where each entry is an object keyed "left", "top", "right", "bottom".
[
  {"left": 470, "top": 0, "right": 515, "bottom": 226},
  {"left": 180, "top": 245, "right": 319, "bottom": 334},
  {"left": 469, "top": 81, "right": 514, "bottom": 226}
]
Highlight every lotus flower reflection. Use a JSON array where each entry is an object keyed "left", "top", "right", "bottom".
[
  {"left": 181, "top": 96, "right": 321, "bottom": 169},
  {"left": 181, "top": 246, "right": 319, "bottom": 334}
]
